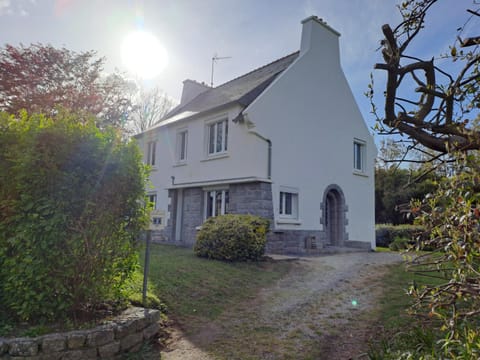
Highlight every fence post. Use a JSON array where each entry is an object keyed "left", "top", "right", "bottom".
[{"left": 142, "top": 229, "right": 151, "bottom": 307}]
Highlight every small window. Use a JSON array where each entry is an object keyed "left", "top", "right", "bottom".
[
  {"left": 147, "top": 141, "right": 157, "bottom": 166},
  {"left": 176, "top": 130, "right": 188, "bottom": 162},
  {"left": 204, "top": 189, "right": 229, "bottom": 219},
  {"left": 353, "top": 140, "right": 365, "bottom": 172},
  {"left": 279, "top": 191, "right": 298, "bottom": 218},
  {"left": 207, "top": 119, "right": 228, "bottom": 155},
  {"left": 147, "top": 194, "right": 157, "bottom": 210}
]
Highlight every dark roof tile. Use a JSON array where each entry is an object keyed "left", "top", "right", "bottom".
[{"left": 162, "top": 51, "right": 299, "bottom": 122}]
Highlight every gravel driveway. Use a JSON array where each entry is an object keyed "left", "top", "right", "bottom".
[{"left": 161, "top": 251, "right": 402, "bottom": 360}]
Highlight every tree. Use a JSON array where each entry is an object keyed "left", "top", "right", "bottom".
[
  {"left": 372, "top": 1, "right": 480, "bottom": 356},
  {"left": 0, "top": 43, "right": 134, "bottom": 129},
  {"left": 370, "top": 0, "right": 480, "bottom": 156},
  {"left": 375, "top": 166, "right": 436, "bottom": 224},
  {"left": 128, "top": 86, "right": 175, "bottom": 134}
]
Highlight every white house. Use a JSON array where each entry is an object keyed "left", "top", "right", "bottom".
[{"left": 135, "top": 16, "right": 376, "bottom": 254}]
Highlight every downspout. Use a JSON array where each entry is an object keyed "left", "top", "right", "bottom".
[
  {"left": 248, "top": 130, "right": 272, "bottom": 180},
  {"left": 233, "top": 112, "right": 272, "bottom": 180}
]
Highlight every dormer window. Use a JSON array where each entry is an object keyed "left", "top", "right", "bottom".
[{"left": 207, "top": 119, "right": 228, "bottom": 155}]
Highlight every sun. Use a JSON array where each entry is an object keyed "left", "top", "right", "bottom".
[{"left": 121, "top": 30, "right": 168, "bottom": 79}]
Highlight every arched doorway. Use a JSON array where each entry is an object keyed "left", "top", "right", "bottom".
[{"left": 322, "top": 185, "right": 347, "bottom": 246}]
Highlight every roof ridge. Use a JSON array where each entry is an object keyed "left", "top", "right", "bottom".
[{"left": 213, "top": 50, "right": 299, "bottom": 89}]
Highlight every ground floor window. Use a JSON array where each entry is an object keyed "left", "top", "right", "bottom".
[
  {"left": 147, "top": 193, "right": 157, "bottom": 210},
  {"left": 204, "top": 189, "right": 229, "bottom": 219},
  {"left": 279, "top": 190, "right": 298, "bottom": 219}
]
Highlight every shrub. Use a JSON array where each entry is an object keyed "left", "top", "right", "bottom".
[
  {"left": 0, "top": 110, "right": 149, "bottom": 323},
  {"left": 388, "top": 236, "right": 410, "bottom": 251},
  {"left": 375, "top": 224, "right": 424, "bottom": 248},
  {"left": 194, "top": 214, "right": 269, "bottom": 261}
]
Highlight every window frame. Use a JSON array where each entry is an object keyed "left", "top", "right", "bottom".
[
  {"left": 176, "top": 128, "right": 188, "bottom": 163},
  {"left": 279, "top": 188, "right": 299, "bottom": 219},
  {"left": 353, "top": 139, "right": 366, "bottom": 173},
  {"left": 147, "top": 193, "right": 157, "bottom": 210},
  {"left": 206, "top": 118, "right": 228, "bottom": 156},
  {"left": 146, "top": 140, "right": 157, "bottom": 166},
  {"left": 203, "top": 188, "right": 229, "bottom": 220}
]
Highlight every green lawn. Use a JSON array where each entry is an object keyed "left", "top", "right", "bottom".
[
  {"left": 368, "top": 255, "right": 445, "bottom": 358},
  {"left": 141, "top": 243, "right": 292, "bottom": 330}
]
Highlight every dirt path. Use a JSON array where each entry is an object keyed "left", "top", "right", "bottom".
[{"left": 161, "top": 252, "right": 402, "bottom": 360}]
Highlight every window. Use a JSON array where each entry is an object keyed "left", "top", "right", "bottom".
[
  {"left": 176, "top": 130, "right": 188, "bottom": 162},
  {"left": 147, "top": 193, "right": 157, "bottom": 210},
  {"left": 204, "top": 189, "right": 229, "bottom": 219},
  {"left": 207, "top": 119, "right": 228, "bottom": 155},
  {"left": 353, "top": 140, "right": 365, "bottom": 172},
  {"left": 279, "top": 191, "right": 298, "bottom": 218},
  {"left": 147, "top": 141, "right": 157, "bottom": 166}
]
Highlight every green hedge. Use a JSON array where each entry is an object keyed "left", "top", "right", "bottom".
[
  {"left": 0, "top": 110, "right": 148, "bottom": 323},
  {"left": 376, "top": 224, "right": 425, "bottom": 248},
  {"left": 194, "top": 214, "right": 269, "bottom": 261}
]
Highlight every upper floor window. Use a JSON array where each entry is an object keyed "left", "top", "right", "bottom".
[
  {"left": 176, "top": 129, "right": 188, "bottom": 162},
  {"left": 353, "top": 140, "right": 365, "bottom": 172},
  {"left": 207, "top": 119, "right": 228, "bottom": 155},
  {"left": 147, "top": 141, "right": 157, "bottom": 166},
  {"left": 279, "top": 191, "right": 298, "bottom": 219},
  {"left": 204, "top": 189, "right": 229, "bottom": 219}
]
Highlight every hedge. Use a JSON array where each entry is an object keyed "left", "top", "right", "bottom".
[{"left": 375, "top": 224, "right": 425, "bottom": 248}]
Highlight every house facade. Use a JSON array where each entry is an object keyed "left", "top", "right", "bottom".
[{"left": 136, "top": 16, "right": 376, "bottom": 254}]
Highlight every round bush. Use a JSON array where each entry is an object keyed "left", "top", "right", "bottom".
[{"left": 194, "top": 214, "right": 269, "bottom": 261}]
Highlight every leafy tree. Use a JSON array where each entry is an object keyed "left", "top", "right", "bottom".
[
  {"left": 410, "top": 154, "right": 480, "bottom": 358},
  {"left": 371, "top": 0, "right": 480, "bottom": 356},
  {"left": 0, "top": 110, "right": 148, "bottom": 323},
  {"left": 0, "top": 43, "right": 134, "bottom": 129},
  {"left": 375, "top": 166, "right": 436, "bottom": 224},
  {"left": 128, "top": 86, "right": 175, "bottom": 134}
]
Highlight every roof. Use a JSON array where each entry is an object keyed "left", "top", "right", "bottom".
[{"left": 158, "top": 51, "right": 300, "bottom": 126}]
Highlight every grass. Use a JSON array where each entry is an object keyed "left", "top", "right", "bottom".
[
  {"left": 141, "top": 244, "right": 292, "bottom": 327},
  {"left": 368, "top": 255, "right": 445, "bottom": 359}
]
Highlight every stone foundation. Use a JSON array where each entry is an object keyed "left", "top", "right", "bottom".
[{"left": 0, "top": 307, "right": 160, "bottom": 359}]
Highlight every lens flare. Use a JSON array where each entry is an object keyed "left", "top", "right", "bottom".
[{"left": 121, "top": 30, "right": 168, "bottom": 79}]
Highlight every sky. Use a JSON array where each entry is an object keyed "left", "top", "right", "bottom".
[{"left": 0, "top": 0, "right": 476, "bottom": 136}]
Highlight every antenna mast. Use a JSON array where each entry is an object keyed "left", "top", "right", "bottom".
[{"left": 210, "top": 53, "right": 231, "bottom": 87}]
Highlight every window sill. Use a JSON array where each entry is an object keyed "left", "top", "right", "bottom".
[
  {"left": 201, "top": 153, "right": 229, "bottom": 162},
  {"left": 173, "top": 162, "right": 187, "bottom": 168},
  {"left": 353, "top": 169, "right": 368, "bottom": 177},
  {"left": 276, "top": 218, "right": 302, "bottom": 225},
  {"left": 149, "top": 166, "right": 158, "bottom": 172}
]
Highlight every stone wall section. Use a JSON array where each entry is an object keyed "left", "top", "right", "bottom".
[
  {"left": 266, "top": 230, "right": 325, "bottom": 255},
  {"left": 0, "top": 307, "right": 160, "bottom": 360},
  {"left": 228, "top": 182, "right": 274, "bottom": 222},
  {"left": 180, "top": 187, "right": 204, "bottom": 246}
]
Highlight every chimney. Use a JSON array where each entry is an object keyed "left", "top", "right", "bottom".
[
  {"left": 300, "top": 16, "right": 341, "bottom": 64},
  {"left": 180, "top": 79, "right": 210, "bottom": 105}
]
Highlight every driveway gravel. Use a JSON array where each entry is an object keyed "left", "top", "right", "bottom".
[{"left": 161, "top": 251, "right": 402, "bottom": 360}]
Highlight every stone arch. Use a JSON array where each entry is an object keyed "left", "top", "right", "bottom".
[{"left": 320, "top": 184, "right": 348, "bottom": 246}]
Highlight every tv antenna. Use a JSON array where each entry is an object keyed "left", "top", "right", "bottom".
[{"left": 210, "top": 53, "right": 231, "bottom": 87}]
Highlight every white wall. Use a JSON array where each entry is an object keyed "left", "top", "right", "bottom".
[
  {"left": 136, "top": 105, "right": 270, "bottom": 226},
  {"left": 244, "top": 18, "right": 376, "bottom": 247}
]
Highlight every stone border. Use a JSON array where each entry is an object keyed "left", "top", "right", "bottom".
[{"left": 0, "top": 307, "right": 160, "bottom": 359}]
